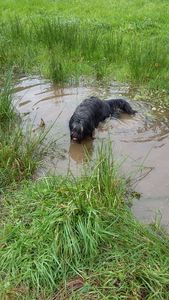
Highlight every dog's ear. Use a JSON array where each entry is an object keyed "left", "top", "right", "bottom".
[
  {"left": 72, "top": 123, "right": 77, "bottom": 130},
  {"left": 80, "top": 124, "right": 83, "bottom": 132}
]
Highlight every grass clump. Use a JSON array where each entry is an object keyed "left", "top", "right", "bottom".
[
  {"left": 127, "top": 37, "right": 169, "bottom": 85},
  {"left": 0, "top": 71, "right": 16, "bottom": 124},
  {"left": 0, "top": 73, "right": 46, "bottom": 192},
  {"left": 1, "top": 149, "right": 169, "bottom": 299}
]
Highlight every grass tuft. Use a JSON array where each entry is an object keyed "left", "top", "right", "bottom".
[
  {"left": 127, "top": 37, "right": 169, "bottom": 84},
  {"left": 0, "top": 73, "right": 47, "bottom": 192},
  {"left": 0, "top": 71, "right": 15, "bottom": 124}
]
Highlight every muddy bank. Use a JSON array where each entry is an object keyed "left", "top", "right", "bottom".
[{"left": 13, "top": 77, "right": 169, "bottom": 230}]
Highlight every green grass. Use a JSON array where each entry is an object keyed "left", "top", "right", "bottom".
[
  {"left": 0, "top": 71, "right": 15, "bottom": 124},
  {"left": 0, "top": 1, "right": 169, "bottom": 93},
  {"left": 1, "top": 148, "right": 169, "bottom": 299},
  {"left": 0, "top": 72, "right": 47, "bottom": 192}
]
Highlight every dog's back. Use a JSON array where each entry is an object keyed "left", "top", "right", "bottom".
[{"left": 70, "top": 96, "right": 109, "bottom": 127}]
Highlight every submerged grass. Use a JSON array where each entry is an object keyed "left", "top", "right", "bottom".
[
  {"left": 0, "top": 73, "right": 47, "bottom": 192},
  {"left": 1, "top": 148, "right": 169, "bottom": 299}
]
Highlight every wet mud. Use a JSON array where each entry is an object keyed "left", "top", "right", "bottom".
[{"left": 13, "top": 77, "right": 169, "bottom": 230}]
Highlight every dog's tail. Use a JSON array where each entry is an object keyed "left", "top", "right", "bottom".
[{"left": 107, "top": 99, "right": 137, "bottom": 115}]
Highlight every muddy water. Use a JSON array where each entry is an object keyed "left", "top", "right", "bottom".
[{"left": 13, "top": 77, "right": 169, "bottom": 230}]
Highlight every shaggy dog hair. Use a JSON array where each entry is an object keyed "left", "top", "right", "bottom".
[{"left": 69, "top": 96, "right": 137, "bottom": 142}]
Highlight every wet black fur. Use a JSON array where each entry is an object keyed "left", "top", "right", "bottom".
[{"left": 69, "top": 96, "right": 137, "bottom": 142}]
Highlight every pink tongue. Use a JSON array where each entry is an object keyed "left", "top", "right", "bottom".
[{"left": 73, "top": 137, "right": 78, "bottom": 141}]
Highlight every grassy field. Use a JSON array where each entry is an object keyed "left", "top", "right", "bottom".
[
  {"left": 0, "top": 0, "right": 169, "bottom": 93},
  {"left": 1, "top": 1, "right": 169, "bottom": 299}
]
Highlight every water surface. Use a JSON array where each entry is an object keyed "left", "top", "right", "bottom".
[{"left": 13, "top": 77, "right": 169, "bottom": 230}]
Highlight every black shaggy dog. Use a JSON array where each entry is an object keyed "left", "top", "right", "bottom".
[{"left": 69, "top": 96, "right": 137, "bottom": 142}]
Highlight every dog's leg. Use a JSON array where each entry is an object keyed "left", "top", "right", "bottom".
[
  {"left": 122, "top": 102, "right": 137, "bottom": 115},
  {"left": 107, "top": 99, "right": 137, "bottom": 115}
]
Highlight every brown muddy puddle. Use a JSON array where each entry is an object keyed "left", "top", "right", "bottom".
[{"left": 13, "top": 77, "right": 169, "bottom": 230}]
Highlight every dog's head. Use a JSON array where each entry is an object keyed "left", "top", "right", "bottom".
[{"left": 70, "top": 122, "right": 84, "bottom": 143}]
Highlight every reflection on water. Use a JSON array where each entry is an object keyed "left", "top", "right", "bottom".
[
  {"left": 13, "top": 76, "right": 169, "bottom": 231},
  {"left": 69, "top": 140, "right": 93, "bottom": 163}
]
